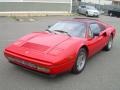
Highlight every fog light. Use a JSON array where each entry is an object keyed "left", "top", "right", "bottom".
[{"left": 37, "top": 66, "right": 50, "bottom": 73}]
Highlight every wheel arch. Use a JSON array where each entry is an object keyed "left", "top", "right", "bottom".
[
  {"left": 71, "top": 45, "right": 88, "bottom": 74},
  {"left": 111, "top": 32, "right": 114, "bottom": 38},
  {"left": 108, "top": 26, "right": 116, "bottom": 38},
  {"left": 80, "top": 45, "right": 89, "bottom": 57},
  {"left": 109, "top": 30, "right": 115, "bottom": 39}
]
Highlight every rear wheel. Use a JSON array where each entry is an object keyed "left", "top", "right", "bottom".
[
  {"left": 109, "top": 13, "right": 113, "bottom": 16},
  {"left": 71, "top": 48, "right": 87, "bottom": 74},
  {"left": 104, "top": 35, "right": 113, "bottom": 51}
]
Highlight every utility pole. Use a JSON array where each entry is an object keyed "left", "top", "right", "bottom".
[
  {"left": 70, "top": 0, "right": 72, "bottom": 13},
  {"left": 99, "top": 0, "right": 101, "bottom": 10}
]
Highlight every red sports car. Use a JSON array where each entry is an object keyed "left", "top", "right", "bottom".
[{"left": 4, "top": 18, "right": 116, "bottom": 75}]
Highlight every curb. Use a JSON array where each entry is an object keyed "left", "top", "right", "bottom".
[{"left": 0, "top": 11, "right": 73, "bottom": 16}]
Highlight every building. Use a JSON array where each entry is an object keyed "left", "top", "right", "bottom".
[
  {"left": 112, "top": 0, "right": 120, "bottom": 6},
  {"left": 0, "top": 0, "right": 73, "bottom": 16}
]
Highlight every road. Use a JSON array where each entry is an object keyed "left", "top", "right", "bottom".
[{"left": 0, "top": 15, "right": 120, "bottom": 90}]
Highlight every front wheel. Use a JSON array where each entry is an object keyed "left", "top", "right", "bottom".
[
  {"left": 96, "top": 15, "right": 99, "bottom": 18},
  {"left": 71, "top": 48, "right": 87, "bottom": 74}
]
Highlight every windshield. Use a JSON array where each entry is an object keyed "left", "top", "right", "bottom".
[
  {"left": 113, "top": 8, "right": 120, "bottom": 11},
  {"left": 48, "top": 21, "right": 86, "bottom": 38},
  {"left": 87, "top": 6, "right": 96, "bottom": 10}
]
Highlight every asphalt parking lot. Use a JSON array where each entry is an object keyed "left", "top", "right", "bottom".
[{"left": 0, "top": 15, "right": 120, "bottom": 90}]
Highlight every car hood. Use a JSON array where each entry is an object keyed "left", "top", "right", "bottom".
[
  {"left": 87, "top": 9, "right": 99, "bottom": 13},
  {"left": 22, "top": 32, "right": 70, "bottom": 52},
  {"left": 6, "top": 32, "right": 71, "bottom": 53}
]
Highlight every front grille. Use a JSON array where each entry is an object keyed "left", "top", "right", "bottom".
[{"left": 7, "top": 56, "right": 50, "bottom": 73}]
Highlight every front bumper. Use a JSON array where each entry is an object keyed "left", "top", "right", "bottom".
[
  {"left": 4, "top": 50, "right": 73, "bottom": 75},
  {"left": 88, "top": 12, "right": 99, "bottom": 16}
]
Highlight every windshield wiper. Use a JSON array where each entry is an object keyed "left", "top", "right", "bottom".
[{"left": 54, "top": 30, "right": 71, "bottom": 37}]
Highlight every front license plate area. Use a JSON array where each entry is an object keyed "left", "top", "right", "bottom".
[{"left": 7, "top": 57, "right": 37, "bottom": 68}]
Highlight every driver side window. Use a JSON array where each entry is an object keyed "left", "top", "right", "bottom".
[
  {"left": 88, "top": 29, "right": 94, "bottom": 38},
  {"left": 81, "top": 6, "right": 86, "bottom": 8},
  {"left": 90, "top": 23, "right": 101, "bottom": 36}
]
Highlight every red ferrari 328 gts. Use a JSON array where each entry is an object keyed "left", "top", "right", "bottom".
[{"left": 4, "top": 18, "right": 116, "bottom": 75}]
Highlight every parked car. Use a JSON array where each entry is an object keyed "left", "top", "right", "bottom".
[
  {"left": 4, "top": 18, "right": 116, "bottom": 75},
  {"left": 77, "top": 5, "right": 100, "bottom": 17},
  {"left": 108, "top": 8, "right": 120, "bottom": 17}
]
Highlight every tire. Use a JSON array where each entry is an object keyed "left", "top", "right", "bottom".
[
  {"left": 77, "top": 9, "right": 79, "bottom": 14},
  {"left": 109, "top": 13, "right": 112, "bottom": 16},
  {"left": 96, "top": 15, "right": 99, "bottom": 18},
  {"left": 86, "top": 12, "right": 89, "bottom": 17},
  {"left": 71, "top": 48, "right": 87, "bottom": 74},
  {"left": 104, "top": 35, "right": 113, "bottom": 51}
]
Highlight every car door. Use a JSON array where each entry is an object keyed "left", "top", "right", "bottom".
[
  {"left": 82, "top": 6, "right": 87, "bottom": 14},
  {"left": 80, "top": 5, "right": 86, "bottom": 14},
  {"left": 97, "top": 22, "right": 109, "bottom": 48},
  {"left": 86, "top": 23, "right": 106, "bottom": 57}
]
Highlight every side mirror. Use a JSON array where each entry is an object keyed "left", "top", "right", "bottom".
[
  {"left": 100, "top": 32, "right": 107, "bottom": 36},
  {"left": 48, "top": 25, "right": 51, "bottom": 28},
  {"left": 87, "top": 37, "right": 93, "bottom": 41},
  {"left": 93, "top": 32, "right": 99, "bottom": 37}
]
